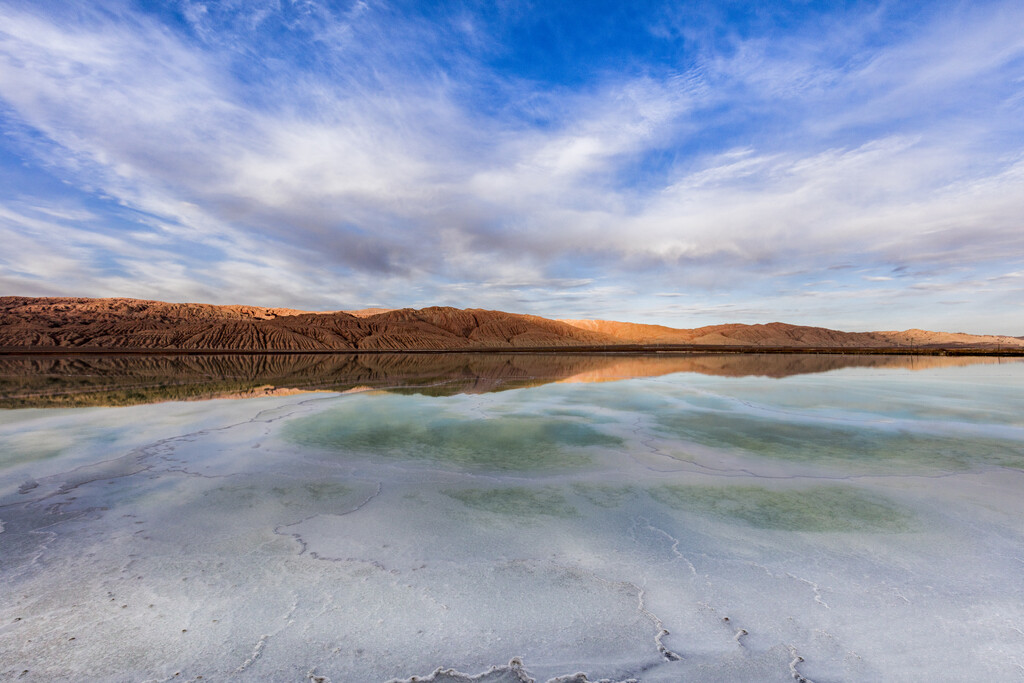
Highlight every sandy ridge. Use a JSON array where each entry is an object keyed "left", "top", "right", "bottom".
[
  {"left": 0, "top": 296, "right": 1020, "bottom": 352},
  {"left": 557, "top": 318, "right": 1024, "bottom": 350}
]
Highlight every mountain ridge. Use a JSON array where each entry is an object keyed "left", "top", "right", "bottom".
[
  {"left": 1, "top": 296, "right": 1021, "bottom": 352},
  {"left": 0, "top": 297, "right": 618, "bottom": 351},
  {"left": 558, "top": 318, "right": 1024, "bottom": 349}
]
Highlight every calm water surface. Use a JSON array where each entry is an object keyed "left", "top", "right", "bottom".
[{"left": 1, "top": 354, "right": 1023, "bottom": 681}]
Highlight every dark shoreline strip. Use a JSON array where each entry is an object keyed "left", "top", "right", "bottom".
[{"left": 1, "top": 346, "right": 1022, "bottom": 357}]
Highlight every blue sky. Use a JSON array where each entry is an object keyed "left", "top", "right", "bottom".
[{"left": 1, "top": 0, "right": 1023, "bottom": 333}]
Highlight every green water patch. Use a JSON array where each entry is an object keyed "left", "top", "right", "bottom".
[
  {"left": 283, "top": 394, "right": 620, "bottom": 471},
  {"left": 650, "top": 484, "right": 910, "bottom": 532},
  {"left": 0, "top": 438, "right": 66, "bottom": 469},
  {"left": 0, "top": 423, "right": 125, "bottom": 471},
  {"left": 443, "top": 487, "right": 577, "bottom": 518},
  {"left": 656, "top": 411, "right": 1024, "bottom": 471}
]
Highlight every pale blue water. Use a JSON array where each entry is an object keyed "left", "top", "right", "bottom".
[{"left": 1, "top": 356, "right": 1023, "bottom": 681}]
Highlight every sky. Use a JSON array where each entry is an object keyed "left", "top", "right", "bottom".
[{"left": 1, "top": 1, "right": 1023, "bottom": 334}]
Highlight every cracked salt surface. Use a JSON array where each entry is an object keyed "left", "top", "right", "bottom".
[{"left": 2, "top": 361, "right": 1024, "bottom": 681}]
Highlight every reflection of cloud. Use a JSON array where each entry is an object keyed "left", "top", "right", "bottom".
[{"left": 0, "top": 2, "right": 1022, "bottom": 331}]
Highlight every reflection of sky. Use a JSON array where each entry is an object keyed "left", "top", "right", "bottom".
[{"left": 1, "top": 1, "right": 1023, "bottom": 333}]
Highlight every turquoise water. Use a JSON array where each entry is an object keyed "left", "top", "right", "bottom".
[{"left": 1, "top": 356, "right": 1023, "bottom": 681}]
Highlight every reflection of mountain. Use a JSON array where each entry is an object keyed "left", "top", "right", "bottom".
[
  {"left": 554, "top": 353, "right": 1019, "bottom": 382},
  {"left": 1, "top": 353, "right": 1018, "bottom": 409}
]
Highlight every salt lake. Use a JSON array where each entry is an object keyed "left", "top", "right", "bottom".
[{"left": 1, "top": 354, "right": 1023, "bottom": 681}]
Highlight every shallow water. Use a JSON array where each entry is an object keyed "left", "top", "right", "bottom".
[{"left": 1, "top": 355, "right": 1023, "bottom": 681}]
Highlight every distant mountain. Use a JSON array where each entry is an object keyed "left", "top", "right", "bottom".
[
  {"left": 558, "top": 319, "right": 1024, "bottom": 350},
  {"left": 0, "top": 296, "right": 1020, "bottom": 352},
  {"left": 869, "top": 328, "right": 1024, "bottom": 348}
]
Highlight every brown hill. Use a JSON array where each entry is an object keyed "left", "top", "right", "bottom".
[
  {"left": 0, "top": 297, "right": 618, "bottom": 351},
  {"left": 342, "top": 307, "right": 395, "bottom": 318},
  {"left": 870, "top": 329, "right": 1024, "bottom": 348},
  {"left": 557, "top": 319, "right": 699, "bottom": 344},
  {"left": 1, "top": 297, "right": 1020, "bottom": 353},
  {"left": 559, "top": 319, "right": 1024, "bottom": 350},
  {"left": 559, "top": 319, "right": 891, "bottom": 347}
]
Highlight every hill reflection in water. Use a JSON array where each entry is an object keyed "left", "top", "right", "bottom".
[{"left": 1, "top": 352, "right": 1020, "bottom": 408}]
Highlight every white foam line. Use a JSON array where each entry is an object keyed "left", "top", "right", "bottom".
[
  {"left": 384, "top": 656, "right": 645, "bottom": 683},
  {"left": 785, "top": 572, "right": 830, "bottom": 609},
  {"left": 306, "top": 668, "right": 332, "bottom": 682},
  {"left": 235, "top": 634, "right": 270, "bottom": 673},
  {"left": 633, "top": 583, "right": 683, "bottom": 662},
  {"left": 139, "top": 673, "right": 184, "bottom": 683},
  {"left": 635, "top": 517, "right": 697, "bottom": 576},
  {"left": 753, "top": 562, "right": 831, "bottom": 610},
  {"left": 583, "top": 569, "right": 682, "bottom": 663},
  {"left": 384, "top": 657, "right": 536, "bottom": 683},
  {"left": 788, "top": 646, "right": 815, "bottom": 683}
]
